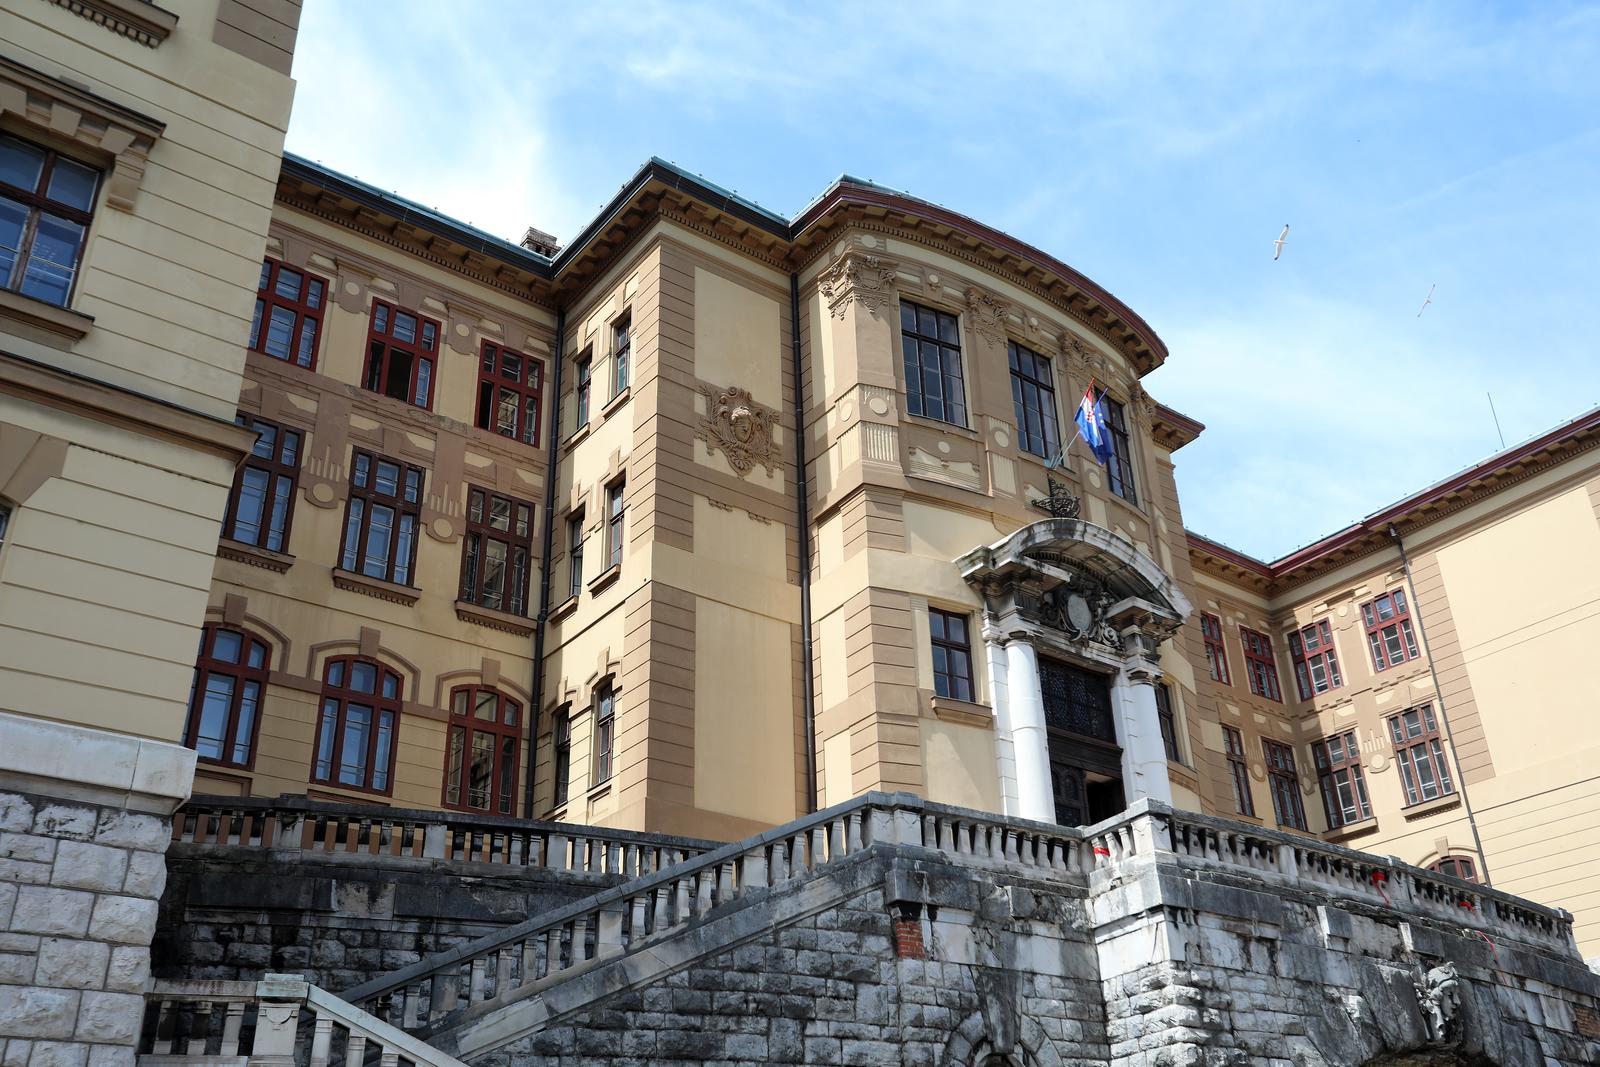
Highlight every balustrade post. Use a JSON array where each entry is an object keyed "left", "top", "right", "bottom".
[
  {"left": 250, "top": 975, "right": 307, "bottom": 1067},
  {"left": 597, "top": 903, "right": 625, "bottom": 958},
  {"left": 547, "top": 833, "right": 571, "bottom": 871},
  {"left": 739, "top": 847, "right": 768, "bottom": 890}
]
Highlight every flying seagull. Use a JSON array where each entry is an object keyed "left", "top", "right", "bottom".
[
  {"left": 1417, "top": 284, "right": 1435, "bottom": 318},
  {"left": 1273, "top": 224, "right": 1289, "bottom": 261}
]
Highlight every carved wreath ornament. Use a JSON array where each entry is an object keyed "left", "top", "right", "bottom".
[{"left": 696, "top": 386, "right": 780, "bottom": 478}]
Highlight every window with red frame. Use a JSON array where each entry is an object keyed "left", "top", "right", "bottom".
[
  {"left": 1363, "top": 590, "right": 1420, "bottom": 670},
  {"left": 475, "top": 342, "right": 543, "bottom": 446},
  {"left": 1429, "top": 855, "right": 1477, "bottom": 883},
  {"left": 1200, "top": 613, "right": 1230, "bottom": 685},
  {"left": 1239, "top": 626, "right": 1282, "bottom": 702},
  {"left": 249, "top": 258, "right": 326, "bottom": 369},
  {"left": 1222, "top": 725, "right": 1254, "bottom": 816},
  {"left": 1313, "top": 730, "right": 1371, "bottom": 829},
  {"left": 1289, "top": 619, "right": 1343, "bottom": 700},
  {"left": 442, "top": 685, "right": 521, "bottom": 815},
  {"left": 183, "top": 624, "right": 269, "bottom": 768},
  {"left": 363, "top": 300, "right": 439, "bottom": 409},
  {"left": 340, "top": 451, "right": 424, "bottom": 586},
  {"left": 1388, "top": 704, "right": 1454, "bottom": 806},
  {"left": 224, "top": 414, "right": 300, "bottom": 554},
  {"left": 459, "top": 486, "right": 534, "bottom": 616},
  {"left": 313, "top": 656, "right": 401, "bottom": 794},
  {"left": 1262, "top": 738, "right": 1306, "bottom": 830},
  {"left": 0, "top": 133, "right": 99, "bottom": 307}
]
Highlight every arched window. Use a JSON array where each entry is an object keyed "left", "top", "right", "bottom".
[
  {"left": 313, "top": 656, "right": 401, "bottom": 794},
  {"left": 184, "top": 624, "right": 270, "bottom": 768},
  {"left": 442, "top": 685, "right": 521, "bottom": 815},
  {"left": 551, "top": 709, "right": 572, "bottom": 808},
  {"left": 1429, "top": 854, "right": 1478, "bottom": 883}
]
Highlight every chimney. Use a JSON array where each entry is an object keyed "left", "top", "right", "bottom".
[{"left": 521, "top": 226, "right": 560, "bottom": 257}]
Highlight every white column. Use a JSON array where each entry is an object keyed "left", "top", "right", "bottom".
[
  {"left": 982, "top": 623, "right": 1020, "bottom": 818},
  {"left": 1005, "top": 637, "right": 1055, "bottom": 823},
  {"left": 1114, "top": 668, "right": 1173, "bottom": 806}
]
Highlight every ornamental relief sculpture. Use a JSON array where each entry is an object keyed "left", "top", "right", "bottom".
[
  {"left": 819, "top": 251, "right": 899, "bottom": 319},
  {"left": 964, "top": 286, "right": 1010, "bottom": 344},
  {"left": 696, "top": 385, "right": 781, "bottom": 478}
]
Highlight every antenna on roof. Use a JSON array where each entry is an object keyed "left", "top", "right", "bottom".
[{"left": 1486, "top": 392, "right": 1506, "bottom": 450}]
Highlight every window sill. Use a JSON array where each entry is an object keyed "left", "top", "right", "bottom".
[
  {"left": 454, "top": 599, "right": 534, "bottom": 638},
  {"left": 1401, "top": 793, "right": 1460, "bottom": 821},
  {"left": 587, "top": 563, "right": 622, "bottom": 594},
  {"left": 0, "top": 287, "right": 94, "bottom": 342},
  {"left": 549, "top": 593, "right": 580, "bottom": 622},
  {"left": 930, "top": 696, "right": 993, "bottom": 727},
  {"left": 562, "top": 422, "right": 592, "bottom": 452},
  {"left": 217, "top": 539, "right": 294, "bottom": 573},
  {"left": 601, "top": 387, "right": 631, "bottom": 419},
  {"left": 904, "top": 412, "right": 980, "bottom": 440},
  {"left": 1325, "top": 816, "right": 1380, "bottom": 843},
  {"left": 331, "top": 567, "right": 421, "bottom": 606}
]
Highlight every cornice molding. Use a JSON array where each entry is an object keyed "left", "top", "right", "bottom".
[{"left": 44, "top": 0, "right": 179, "bottom": 47}]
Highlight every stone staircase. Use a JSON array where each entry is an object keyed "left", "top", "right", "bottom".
[{"left": 137, "top": 795, "right": 1596, "bottom": 1067}]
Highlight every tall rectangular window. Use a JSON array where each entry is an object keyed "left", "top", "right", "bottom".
[
  {"left": 1314, "top": 730, "right": 1371, "bottom": 829},
  {"left": 1103, "top": 396, "right": 1137, "bottom": 504},
  {"left": 0, "top": 501, "right": 10, "bottom": 551},
  {"left": 1262, "top": 739, "right": 1306, "bottom": 830},
  {"left": 249, "top": 258, "right": 326, "bottom": 369},
  {"left": 567, "top": 511, "right": 585, "bottom": 600},
  {"left": 1155, "top": 682, "right": 1181, "bottom": 763},
  {"left": 363, "top": 300, "right": 439, "bottom": 409},
  {"left": 899, "top": 301, "right": 967, "bottom": 427},
  {"left": 442, "top": 686, "right": 520, "bottom": 815},
  {"left": 593, "top": 682, "right": 615, "bottom": 785},
  {"left": 1008, "top": 342, "right": 1060, "bottom": 459},
  {"left": 313, "top": 657, "right": 400, "bottom": 794},
  {"left": 224, "top": 415, "right": 300, "bottom": 554},
  {"left": 475, "top": 342, "right": 542, "bottom": 446},
  {"left": 1363, "top": 590, "right": 1420, "bottom": 671},
  {"left": 575, "top": 352, "right": 593, "bottom": 427},
  {"left": 183, "top": 624, "right": 270, "bottom": 769},
  {"left": 459, "top": 487, "right": 534, "bottom": 616},
  {"left": 1388, "top": 704, "right": 1455, "bottom": 806},
  {"left": 1200, "top": 613, "right": 1230, "bottom": 685},
  {"left": 1289, "top": 619, "right": 1342, "bottom": 700},
  {"left": 606, "top": 479, "right": 625, "bottom": 569},
  {"left": 340, "top": 451, "right": 424, "bottom": 586},
  {"left": 1239, "top": 626, "right": 1282, "bottom": 702},
  {"left": 551, "top": 710, "right": 572, "bottom": 807},
  {"left": 0, "top": 133, "right": 98, "bottom": 307},
  {"left": 928, "top": 608, "right": 974, "bottom": 702},
  {"left": 1223, "top": 725, "right": 1254, "bottom": 817},
  {"left": 612, "top": 314, "right": 630, "bottom": 396}
]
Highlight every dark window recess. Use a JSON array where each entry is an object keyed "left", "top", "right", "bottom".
[
  {"left": 1201, "top": 613, "right": 1230, "bottom": 685},
  {"left": 0, "top": 501, "right": 10, "bottom": 551},
  {"left": 612, "top": 314, "right": 630, "bottom": 395},
  {"left": 593, "top": 682, "right": 615, "bottom": 785},
  {"left": 224, "top": 415, "right": 300, "bottom": 554},
  {"left": 340, "top": 451, "right": 424, "bottom": 586},
  {"left": 1040, "top": 658, "right": 1115, "bottom": 742},
  {"left": 606, "top": 479, "right": 625, "bottom": 569},
  {"left": 0, "top": 133, "right": 99, "bottom": 307},
  {"left": 575, "top": 353, "right": 592, "bottom": 426},
  {"left": 1103, "top": 397, "right": 1137, "bottom": 505},
  {"left": 249, "top": 257, "right": 326, "bottom": 369},
  {"left": 1263, "top": 739, "right": 1307, "bottom": 830},
  {"left": 567, "top": 511, "right": 584, "bottom": 599},
  {"left": 459, "top": 487, "right": 534, "bottom": 616},
  {"left": 442, "top": 685, "right": 521, "bottom": 815},
  {"left": 1364, "top": 590, "right": 1420, "bottom": 670},
  {"left": 1155, "top": 682, "right": 1181, "bottom": 763},
  {"left": 1429, "top": 855, "right": 1477, "bottom": 883},
  {"left": 1223, "top": 725, "right": 1254, "bottom": 816},
  {"left": 1240, "top": 626, "right": 1282, "bottom": 702},
  {"left": 929, "top": 608, "right": 974, "bottom": 702},
  {"left": 183, "top": 624, "right": 269, "bottom": 768},
  {"left": 1389, "top": 704, "right": 1455, "bottom": 806},
  {"left": 1314, "top": 730, "right": 1371, "bottom": 829},
  {"left": 1290, "top": 619, "right": 1343, "bottom": 699},
  {"left": 313, "top": 656, "right": 401, "bottom": 795},
  {"left": 551, "top": 710, "right": 572, "bottom": 807},
  {"left": 1008, "top": 341, "right": 1061, "bottom": 459},
  {"left": 363, "top": 300, "right": 439, "bottom": 409},
  {"left": 475, "top": 342, "right": 543, "bottom": 446},
  {"left": 899, "top": 300, "right": 967, "bottom": 427}
]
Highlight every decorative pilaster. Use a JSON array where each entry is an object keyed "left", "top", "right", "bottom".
[{"left": 818, "top": 251, "right": 899, "bottom": 320}]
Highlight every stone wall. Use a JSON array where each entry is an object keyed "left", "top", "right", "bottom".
[{"left": 0, "top": 788, "right": 172, "bottom": 1067}]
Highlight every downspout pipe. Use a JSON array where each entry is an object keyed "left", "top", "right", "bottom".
[
  {"left": 1387, "top": 523, "right": 1492, "bottom": 885},
  {"left": 524, "top": 307, "right": 566, "bottom": 819},
  {"left": 790, "top": 273, "right": 818, "bottom": 812}
]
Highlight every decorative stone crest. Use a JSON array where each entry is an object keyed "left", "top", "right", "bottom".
[
  {"left": 1064, "top": 333, "right": 1105, "bottom": 372},
  {"left": 1029, "top": 477, "right": 1081, "bottom": 519},
  {"left": 696, "top": 385, "right": 780, "bottom": 478},
  {"left": 819, "top": 251, "right": 898, "bottom": 319},
  {"left": 1036, "top": 575, "right": 1123, "bottom": 651},
  {"left": 1415, "top": 961, "right": 1461, "bottom": 1044},
  {"left": 965, "top": 286, "right": 1009, "bottom": 343}
]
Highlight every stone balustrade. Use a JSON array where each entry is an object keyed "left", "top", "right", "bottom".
[
  {"left": 171, "top": 796, "right": 717, "bottom": 879},
  {"left": 139, "top": 974, "right": 468, "bottom": 1067}
]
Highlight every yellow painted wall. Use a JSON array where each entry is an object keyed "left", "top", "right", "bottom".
[{"left": 694, "top": 600, "right": 796, "bottom": 825}]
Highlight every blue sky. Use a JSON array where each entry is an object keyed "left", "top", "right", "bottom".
[{"left": 285, "top": 2, "right": 1600, "bottom": 560}]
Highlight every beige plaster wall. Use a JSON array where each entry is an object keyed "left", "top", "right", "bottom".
[{"left": 694, "top": 600, "right": 796, "bottom": 826}]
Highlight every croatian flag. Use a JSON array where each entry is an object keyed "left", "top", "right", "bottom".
[{"left": 1075, "top": 385, "right": 1114, "bottom": 465}]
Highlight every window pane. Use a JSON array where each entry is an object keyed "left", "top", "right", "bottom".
[
  {"left": 374, "top": 461, "right": 400, "bottom": 497},
  {"left": 264, "top": 306, "right": 295, "bottom": 360},
  {"left": 381, "top": 672, "right": 398, "bottom": 700},
  {"left": 498, "top": 737, "right": 515, "bottom": 815},
  {"left": 296, "top": 319, "right": 318, "bottom": 368},
  {"left": 349, "top": 661, "right": 376, "bottom": 694},
  {"left": 0, "top": 137, "right": 46, "bottom": 191},
  {"left": 232, "top": 680, "right": 259, "bottom": 764},
  {"left": 414, "top": 358, "right": 432, "bottom": 408},
  {"left": 212, "top": 629, "right": 243, "bottom": 664},
  {"left": 341, "top": 499, "right": 364, "bottom": 571},
  {"left": 363, "top": 504, "right": 394, "bottom": 579},
  {"left": 247, "top": 642, "right": 266, "bottom": 670},
  {"left": 307, "top": 279, "right": 324, "bottom": 309},
  {"left": 265, "top": 474, "right": 292, "bottom": 553},
  {"left": 21, "top": 214, "right": 85, "bottom": 305},
  {"left": 482, "top": 539, "right": 507, "bottom": 609},
  {"left": 315, "top": 699, "right": 338, "bottom": 779},
  {"left": 445, "top": 726, "right": 464, "bottom": 805},
  {"left": 373, "top": 710, "right": 394, "bottom": 791},
  {"left": 46, "top": 158, "right": 98, "bottom": 212},
  {"left": 496, "top": 388, "right": 519, "bottom": 435},
  {"left": 339, "top": 705, "right": 372, "bottom": 785},
  {"left": 274, "top": 267, "right": 303, "bottom": 301},
  {"left": 231, "top": 468, "right": 269, "bottom": 545},
  {"left": 394, "top": 513, "right": 416, "bottom": 586},
  {"left": 195, "top": 674, "right": 234, "bottom": 760},
  {"left": 468, "top": 732, "right": 494, "bottom": 809},
  {"left": 393, "top": 311, "right": 416, "bottom": 343},
  {"left": 249, "top": 298, "right": 264, "bottom": 349}
]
